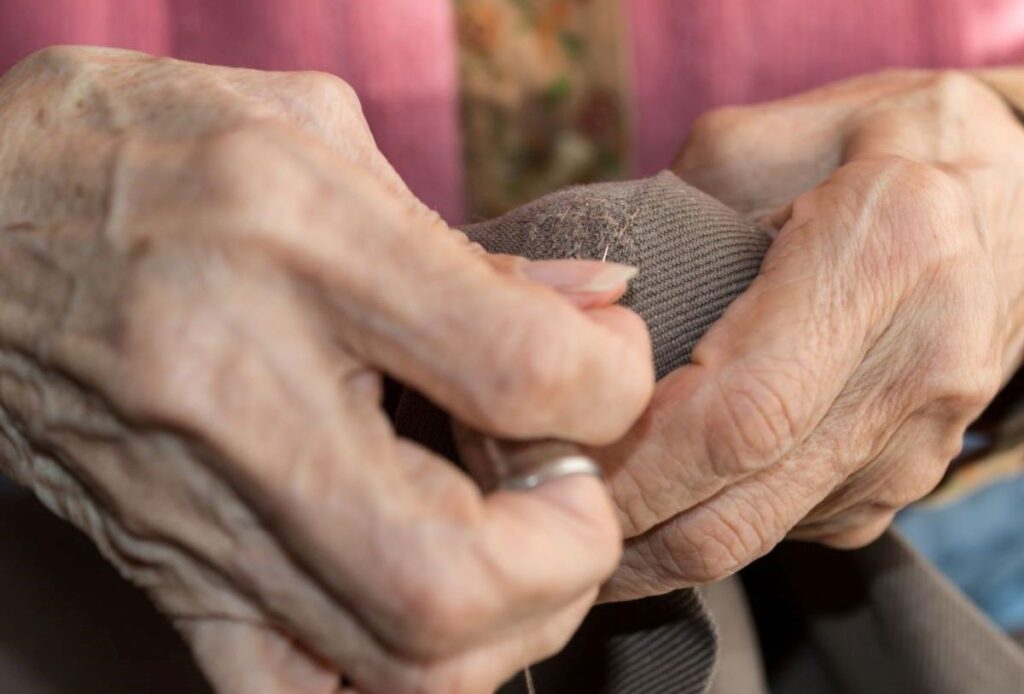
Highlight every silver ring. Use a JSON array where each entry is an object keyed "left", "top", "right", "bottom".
[
  {"left": 453, "top": 428, "right": 605, "bottom": 493},
  {"left": 500, "top": 454, "right": 603, "bottom": 491}
]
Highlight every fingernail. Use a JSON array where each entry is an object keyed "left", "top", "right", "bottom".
[{"left": 522, "top": 259, "right": 638, "bottom": 293}]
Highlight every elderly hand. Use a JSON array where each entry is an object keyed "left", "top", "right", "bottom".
[
  {"left": 0, "top": 47, "right": 654, "bottom": 692},
  {"left": 598, "top": 69, "right": 1024, "bottom": 601}
]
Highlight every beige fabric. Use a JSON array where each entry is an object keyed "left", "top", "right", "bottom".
[{"left": 702, "top": 577, "right": 768, "bottom": 694}]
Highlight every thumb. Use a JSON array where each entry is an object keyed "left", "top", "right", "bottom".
[{"left": 310, "top": 170, "right": 655, "bottom": 444}]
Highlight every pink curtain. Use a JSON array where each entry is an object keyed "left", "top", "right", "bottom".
[
  {"left": 5, "top": 1, "right": 1024, "bottom": 219},
  {"left": 626, "top": 0, "right": 1024, "bottom": 175},
  {"left": 0, "top": 0, "right": 464, "bottom": 222}
]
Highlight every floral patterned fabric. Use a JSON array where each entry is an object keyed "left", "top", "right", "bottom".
[{"left": 456, "top": 0, "right": 629, "bottom": 218}]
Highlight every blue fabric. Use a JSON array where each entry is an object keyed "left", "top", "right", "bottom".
[
  {"left": 897, "top": 473, "right": 1024, "bottom": 633},
  {"left": 0, "top": 473, "right": 24, "bottom": 497}
]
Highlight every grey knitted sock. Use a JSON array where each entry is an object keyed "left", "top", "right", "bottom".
[
  {"left": 405, "top": 171, "right": 1024, "bottom": 694},
  {"left": 395, "top": 171, "right": 770, "bottom": 694},
  {"left": 463, "top": 171, "right": 771, "bottom": 377},
  {"left": 396, "top": 171, "right": 1024, "bottom": 694}
]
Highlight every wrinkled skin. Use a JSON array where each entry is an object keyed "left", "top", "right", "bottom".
[
  {"left": 0, "top": 47, "right": 655, "bottom": 693},
  {"left": 601, "top": 70, "right": 1024, "bottom": 600}
]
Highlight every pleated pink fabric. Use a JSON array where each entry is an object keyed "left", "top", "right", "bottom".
[
  {"left": 5, "top": 0, "right": 1024, "bottom": 220},
  {"left": 0, "top": 0, "right": 464, "bottom": 222},
  {"left": 625, "top": 0, "right": 1024, "bottom": 175}
]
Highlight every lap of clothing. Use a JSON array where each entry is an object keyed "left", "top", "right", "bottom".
[
  {"left": 4, "top": 483, "right": 1020, "bottom": 694},
  {"left": 0, "top": 483, "right": 210, "bottom": 694},
  {"left": 2, "top": 172, "right": 1022, "bottom": 693}
]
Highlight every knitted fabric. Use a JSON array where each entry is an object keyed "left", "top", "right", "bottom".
[
  {"left": 396, "top": 171, "right": 1024, "bottom": 693},
  {"left": 397, "top": 171, "right": 770, "bottom": 693}
]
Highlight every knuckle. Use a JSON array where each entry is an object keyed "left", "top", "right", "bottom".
[
  {"left": 940, "top": 373, "right": 1000, "bottom": 417},
  {"left": 921, "top": 69, "right": 994, "bottom": 113},
  {"left": 389, "top": 568, "right": 485, "bottom": 655},
  {"left": 871, "top": 455, "right": 949, "bottom": 510},
  {"left": 116, "top": 258, "right": 230, "bottom": 425},
  {"left": 471, "top": 329, "right": 571, "bottom": 436},
  {"left": 876, "top": 157, "right": 974, "bottom": 258},
  {"left": 678, "top": 106, "right": 750, "bottom": 169},
  {"left": 687, "top": 540, "right": 747, "bottom": 584},
  {"left": 13, "top": 45, "right": 94, "bottom": 76},
  {"left": 667, "top": 527, "right": 748, "bottom": 585},
  {"left": 198, "top": 123, "right": 273, "bottom": 181},
  {"left": 835, "top": 155, "right": 980, "bottom": 287},
  {"left": 297, "top": 70, "right": 360, "bottom": 109},
  {"left": 972, "top": 371, "right": 1002, "bottom": 411},
  {"left": 885, "top": 156, "right": 966, "bottom": 217},
  {"left": 704, "top": 366, "right": 800, "bottom": 474},
  {"left": 514, "top": 347, "right": 576, "bottom": 423},
  {"left": 192, "top": 123, "right": 305, "bottom": 222},
  {"left": 901, "top": 459, "right": 949, "bottom": 505},
  {"left": 7, "top": 45, "right": 142, "bottom": 95},
  {"left": 4, "top": 46, "right": 114, "bottom": 104},
  {"left": 935, "top": 430, "right": 968, "bottom": 467},
  {"left": 914, "top": 345, "right": 1001, "bottom": 418},
  {"left": 277, "top": 71, "right": 377, "bottom": 157},
  {"left": 689, "top": 106, "right": 748, "bottom": 142},
  {"left": 118, "top": 309, "right": 203, "bottom": 419},
  {"left": 283, "top": 70, "right": 363, "bottom": 119},
  {"left": 655, "top": 506, "right": 773, "bottom": 585}
]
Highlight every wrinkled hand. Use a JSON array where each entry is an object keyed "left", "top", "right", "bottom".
[
  {"left": 599, "top": 70, "right": 1024, "bottom": 600},
  {"left": 0, "top": 47, "right": 654, "bottom": 692}
]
